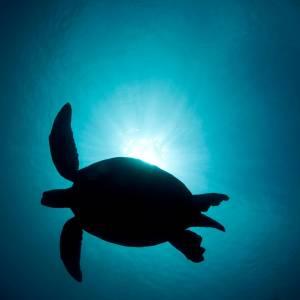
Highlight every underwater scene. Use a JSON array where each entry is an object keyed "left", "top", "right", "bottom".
[{"left": 1, "top": 1, "right": 299, "bottom": 299}]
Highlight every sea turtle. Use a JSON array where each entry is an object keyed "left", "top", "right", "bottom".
[{"left": 41, "top": 103, "right": 229, "bottom": 282}]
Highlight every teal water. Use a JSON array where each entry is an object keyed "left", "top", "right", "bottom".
[{"left": 1, "top": 1, "right": 300, "bottom": 299}]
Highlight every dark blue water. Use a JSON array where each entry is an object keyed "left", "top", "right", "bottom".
[{"left": 1, "top": 1, "right": 299, "bottom": 299}]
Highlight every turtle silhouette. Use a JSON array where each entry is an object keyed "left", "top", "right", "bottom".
[{"left": 41, "top": 103, "right": 229, "bottom": 282}]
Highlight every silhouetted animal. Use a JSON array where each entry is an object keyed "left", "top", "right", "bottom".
[{"left": 42, "top": 103, "right": 229, "bottom": 282}]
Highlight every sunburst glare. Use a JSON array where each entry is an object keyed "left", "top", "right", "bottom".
[
  {"left": 122, "top": 135, "right": 168, "bottom": 168},
  {"left": 77, "top": 82, "right": 208, "bottom": 191}
]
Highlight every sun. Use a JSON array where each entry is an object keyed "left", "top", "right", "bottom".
[
  {"left": 122, "top": 136, "right": 169, "bottom": 168},
  {"left": 78, "top": 83, "right": 208, "bottom": 190}
]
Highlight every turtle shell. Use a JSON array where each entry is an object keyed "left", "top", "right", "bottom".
[{"left": 71, "top": 157, "right": 194, "bottom": 246}]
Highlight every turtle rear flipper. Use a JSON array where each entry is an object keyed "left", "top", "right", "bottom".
[
  {"left": 192, "top": 193, "right": 229, "bottom": 212},
  {"left": 169, "top": 230, "right": 205, "bottom": 262},
  {"left": 60, "top": 217, "right": 83, "bottom": 282},
  {"left": 49, "top": 103, "right": 79, "bottom": 181}
]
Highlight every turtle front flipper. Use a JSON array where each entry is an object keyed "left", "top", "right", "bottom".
[
  {"left": 169, "top": 230, "right": 205, "bottom": 262},
  {"left": 49, "top": 103, "right": 79, "bottom": 181},
  {"left": 60, "top": 217, "right": 83, "bottom": 282}
]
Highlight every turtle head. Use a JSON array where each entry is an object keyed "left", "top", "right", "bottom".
[{"left": 41, "top": 188, "right": 73, "bottom": 208}]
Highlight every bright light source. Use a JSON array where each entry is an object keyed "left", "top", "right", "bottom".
[
  {"left": 78, "top": 83, "right": 208, "bottom": 191},
  {"left": 122, "top": 136, "right": 168, "bottom": 168}
]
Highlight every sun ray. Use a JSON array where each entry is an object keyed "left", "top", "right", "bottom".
[{"left": 78, "top": 83, "right": 208, "bottom": 190}]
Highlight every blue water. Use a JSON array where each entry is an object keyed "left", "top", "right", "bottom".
[{"left": 1, "top": 1, "right": 300, "bottom": 299}]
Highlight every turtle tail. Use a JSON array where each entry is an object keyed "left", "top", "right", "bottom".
[
  {"left": 41, "top": 188, "right": 73, "bottom": 208},
  {"left": 190, "top": 213, "right": 225, "bottom": 232}
]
